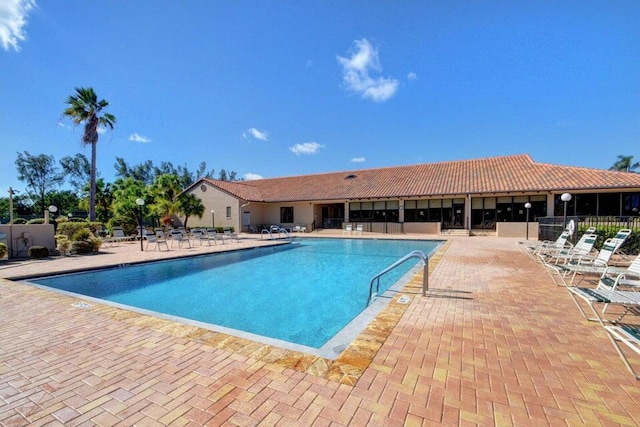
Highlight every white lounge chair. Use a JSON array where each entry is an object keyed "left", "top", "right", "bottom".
[
  {"left": 191, "top": 228, "right": 210, "bottom": 246},
  {"left": 522, "top": 228, "right": 573, "bottom": 258},
  {"left": 567, "top": 286, "right": 640, "bottom": 379},
  {"left": 545, "top": 238, "right": 618, "bottom": 286},
  {"left": 598, "top": 253, "right": 640, "bottom": 291},
  {"left": 537, "top": 233, "right": 598, "bottom": 265},
  {"left": 354, "top": 224, "right": 363, "bottom": 235},
  {"left": 170, "top": 230, "right": 191, "bottom": 248},
  {"left": 206, "top": 229, "right": 221, "bottom": 244},
  {"left": 343, "top": 224, "right": 352, "bottom": 235},
  {"left": 223, "top": 229, "right": 240, "bottom": 243},
  {"left": 145, "top": 231, "right": 169, "bottom": 251}
]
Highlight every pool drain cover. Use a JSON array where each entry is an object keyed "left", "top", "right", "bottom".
[
  {"left": 397, "top": 295, "right": 411, "bottom": 304},
  {"left": 71, "top": 302, "right": 93, "bottom": 309}
]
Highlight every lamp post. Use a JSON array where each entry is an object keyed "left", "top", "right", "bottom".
[
  {"left": 524, "top": 202, "right": 531, "bottom": 240},
  {"left": 8, "top": 187, "right": 18, "bottom": 224},
  {"left": 211, "top": 209, "right": 215, "bottom": 230},
  {"left": 561, "top": 193, "right": 572, "bottom": 230},
  {"left": 136, "top": 198, "right": 145, "bottom": 251},
  {"left": 46, "top": 205, "right": 58, "bottom": 224}
]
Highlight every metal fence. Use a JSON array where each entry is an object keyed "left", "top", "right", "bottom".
[{"left": 539, "top": 216, "right": 640, "bottom": 253}]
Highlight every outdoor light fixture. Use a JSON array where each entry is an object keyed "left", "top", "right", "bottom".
[
  {"left": 46, "top": 205, "right": 58, "bottom": 224},
  {"left": 524, "top": 202, "right": 532, "bottom": 240},
  {"left": 136, "top": 198, "right": 145, "bottom": 252},
  {"left": 211, "top": 209, "right": 215, "bottom": 229},
  {"left": 561, "top": 193, "right": 572, "bottom": 230}
]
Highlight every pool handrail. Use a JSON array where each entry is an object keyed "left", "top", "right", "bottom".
[{"left": 367, "top": 250, "right": 429, "bottom": 305}]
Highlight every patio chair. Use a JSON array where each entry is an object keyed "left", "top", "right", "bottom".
[
  {"left": 223, "top": 228, "right": 240, "bottom": 243},
  {"left": 343, "top": 224, "right": 352, "bottom": 235},
  {"left": 145, "top": 231, "right": 169, "bottom": 251},
  {"left": 206, "top": 228, "right": 221, "bottom": 244},
  {"left": 522, "top": 228, "right": 573, "bottom": 258},
  {"left": 354, "top": 224, "right": 363, "bottom": 235},
  {"left": 169, "top": 230, "right": 191, "bottom": 248},
  {"left": 598, "top": 253, "right": 640, "bottom": 291},
  {"left": 537, "top": 233, "right": 598, "bottom": 265},
  {"left": 567, "top": 286, "right": 640, "bottom": 380},
  {"left": 191, "top": 228, "right": 210, "bottom": 246},
  {"left": 544, "top": 238, "right": 619, "bottom": 286}
]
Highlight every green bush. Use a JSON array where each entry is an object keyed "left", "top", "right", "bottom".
[
  {"left": 27, "top": 218, "right": 45, "bottom": 224},
  {"left": 72, "top": 228, "right": 93, "bottom": 242},
  {"left": 55, "top": 235, "right": 71, "bottom": 256},
  {"left": 0, "top": 242, "right": 7, "bottom": 259},
  {"left": 89, "top": 237, "right": 102, "bottom": 252},
  {"left": 12, "top": 218, "right": 27, "bottom": 224},
  {"left": 28, "top": 246, "right": 49, "bottom": 259},
  {"left": 58, "top": 221, "right": 102, "bottom": 240},
  {"left": 70, "top": 241, "right": 94, "bottom": 254}
]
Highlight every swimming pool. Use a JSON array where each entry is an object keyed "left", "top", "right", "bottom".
[{"left": 27, "top": 238, "right": 441, "bottom": 358}]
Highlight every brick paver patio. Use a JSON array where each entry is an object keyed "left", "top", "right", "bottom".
[{"left": 1, "top": 235, "right": 640, "bottom": 426}]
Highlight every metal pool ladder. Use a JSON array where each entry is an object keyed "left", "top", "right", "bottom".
[{"left": 367, "top": 250, "right": 429, "bottom": 305}]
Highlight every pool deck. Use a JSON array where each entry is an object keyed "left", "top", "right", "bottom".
[{"left": 1, "top": 233, "right": 640, "bottom": 426}]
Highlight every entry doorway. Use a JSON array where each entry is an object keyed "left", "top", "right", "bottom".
[{"left": 321, "top": 204, "right": 344, "bottom": 229}]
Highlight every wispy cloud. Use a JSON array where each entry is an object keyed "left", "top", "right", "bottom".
[
  {"left": 244, "top": 173, "right": 264, "bottom": 181},
  {"left": 129, "top": 132, "right": 151, "bottom": 143},
  {"left": 290, "top": 142, "right": 324, "bottom": 156},
  {"left": 407, "top": 71, "right": 417, "bottom": 81},
  {"left": 242, "top": 127, "right": 269, "bottom": 141},
  {"left": 351, "top": 157, "right": 366, "bottom": 163},
  {"left": 337, "top": 38, "right": 399, "bottom": 103},
  {"left": 0, "top": 0, "right": 36, "bottom": 51}
]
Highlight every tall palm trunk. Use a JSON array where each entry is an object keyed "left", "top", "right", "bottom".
[{"left": 90, "top": 140, "right": 97, "bottom": 221}]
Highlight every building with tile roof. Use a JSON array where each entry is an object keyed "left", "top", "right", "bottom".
[{"left": 183, "top": 154, "right": 640, "bottom": 237}]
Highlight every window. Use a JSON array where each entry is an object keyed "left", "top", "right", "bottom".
[
  {"left": 348, "top": 201, "right": 399, "bottom": 222},
  {"left": 280, "top": 206, "right": 294, "bottom": 223},
  {"left": 226, "top": 206, "right": 232, "bottom": 219}
]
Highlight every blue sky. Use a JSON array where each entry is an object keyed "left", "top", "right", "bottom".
[{"left": 1, "top": 1, "right": 639, "bottom": 198}]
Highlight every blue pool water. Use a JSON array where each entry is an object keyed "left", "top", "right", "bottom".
[{"left": 30, "top": 238, "right": 440, "bottom": 352}]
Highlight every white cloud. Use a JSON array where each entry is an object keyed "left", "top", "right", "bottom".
[
  {"left": 243, "top": 127, "right": 269, "bottom": 141},
  {"left": 129, "top": 132, "right": 151, "bottom": 143},
  {"left": 0, "top": 0, "right": 35, "bottom": 51},
  {"left": 337, "top": 38, "right": 399, "bottom": 103},
  {"left": 289, "top": 142, "right": 324, "bottom": 156},
  {"left": 351, "top": 157, "right": 366, "bottom": 163},
  {"left": 244, "top": 173, "right": 264, "bottom": 181},
  {"left": 407, "top": 71, "right": 417, "bottom": 81}
]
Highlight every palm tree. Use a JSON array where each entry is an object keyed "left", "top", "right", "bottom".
[
  {"left": 62, "top": 87, "right": 116, "bottom": 221},
  {"left": 609, "top": 155, "right": 639, "bottom": 173}
]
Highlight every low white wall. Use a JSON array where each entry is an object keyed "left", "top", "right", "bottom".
[
  {"left": 495, "top": 222, "right": 538, "bottom": 239},
  {"left": 402, "top": 222, "right": 441, "bottom": 234},
  {"left": 0, "top": 224, "right": 56, "bottom": 259}
]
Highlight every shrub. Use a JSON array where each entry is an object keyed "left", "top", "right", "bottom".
[
  {"left": 89, "top": 237, "right": 102, "bottom": 252},
  {"left": 55, "top": 235, "right": 71, "bottom": 256},
  {"left": 27, "top": 218, "right": 45, "bottom": 224},
  {"left": 58, "top": 222, "right": 97, "bottom": 239},
  {"left": 70, "top": 241, "right": 94, "bottom": 254},
  {"left": 0, "top": 243, "right": 7, "bottom": 259},
  {"left": 12, "top": 218, "right": 27, "bottom": 224},
  {"left": 72, "top": 228, "right": 93, "bottom": 242},
  {"left": 28, "top": 246, "right": 49, "bottom": 259}
]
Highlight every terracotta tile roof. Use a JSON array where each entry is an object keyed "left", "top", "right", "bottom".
[{"left": 194, "top": 154, "right": 640, "bottom": 202}]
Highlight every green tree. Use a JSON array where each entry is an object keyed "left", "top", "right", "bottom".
[
  {"left": 149, "top": 174, "right": 183, "bottom": 223},
  {"left": 62, "top": 87, "right": 116, "bottom": 221},
  {"left": 178, "top": 193, "right": 205, "bottom": 229},
  {"left": 609, "top": 155, "right": 639, "bottom": 173},
  {"left": 15, "top": 151, "right": 64, "bottom": 215},
  {"left": 46, "top": 190, "right": 81, "bottom": 217},
  {"left": 60, "top": 153, "right": 91, "bottom": 195},
  {"left": 110, "top": 177, "right": 147, "bottom": 234}
]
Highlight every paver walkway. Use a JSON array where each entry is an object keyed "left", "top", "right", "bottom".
[{"left": 1, "top": 235, "right": 640, "bottom": 426}]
